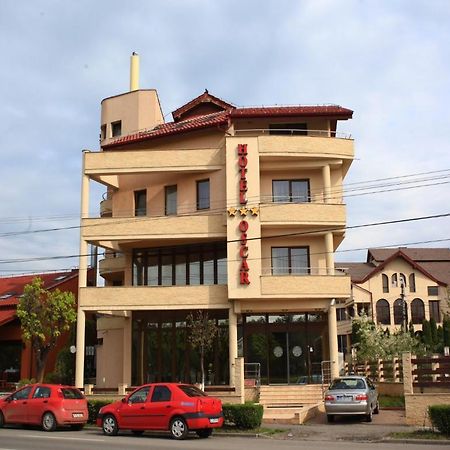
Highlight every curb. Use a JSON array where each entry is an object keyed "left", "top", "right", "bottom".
[{"left": 382, "top": 438, "right": 450, "bottom": 446}]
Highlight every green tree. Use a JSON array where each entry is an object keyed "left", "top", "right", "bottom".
[
  {"left": 16, "top": 277, "right": 77, "bottom": 382},
  {"left": 186, "top": 311, "right": 218, "bottom": 390},
  {"left": 443, "top": 317, "right": 450, "bottom": 347},
  {"left": 422, "top": 319, "right": 432, "bottom": 350},
  {"left": 430, "top": 318, "right": 438, "bottom": 349}
]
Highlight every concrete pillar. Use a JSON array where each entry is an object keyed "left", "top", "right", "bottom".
[
  {"left": 234, "top": 357, "right": 245, "bottom": 404},
  {"left": 328, "top": 301, "right": 339, "bottom": 380},
  {"left": 123, "top": 315, "right": 132, "bottom": 385},
  {"left": 402, "top": 352, "right": 413, "bottom": 394},
  {"left": 324, "top": 232, "right": 335, "bottom": 275},
  {"left": 75, "top": 151, "right": 90, "bottom": 388},
  {"left": 322, "top": 164, "right": 331, "bottom": 203},
  {"left": 130, "top": 52, "right": 139, "bottom": 91},
  {"left": 228, "top": 308, "right": 238, "bottom": 386}
]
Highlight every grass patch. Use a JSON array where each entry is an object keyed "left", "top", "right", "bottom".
[
  {"left": 379, "top": 395, "right": 405, "bottom": 408},
  {"left": 390, "top": 430, "right": 449, "bottom": 440}
]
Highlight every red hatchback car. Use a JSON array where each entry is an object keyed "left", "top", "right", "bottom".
[
  {"left": 97, "top": 383, "right": 223, "bottom": 439},
  {"left": 0, "top": 384, "right": 88, "bottom": 431}
]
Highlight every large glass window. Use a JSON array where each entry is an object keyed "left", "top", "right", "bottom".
[
  {"left": 196, "top": 179, "right": 210, "bottom": 210},
  {"left": 409, "top": 273, "right": 416, "bottom": 293},
  {"left": 134, "top": 190, "right": 147, "bottom": 216},
  {"left": 382, "top": 274, "right": 389, "bottom": 293},
  {"left": 272, "top": 180, "right": 310, "bottom": 203},
  {"left": 394, "top": 298, "right": 408, "bottom": 325},
  {"left": 271, "top": 247, "right": 309, "bottom": 275},
  {"left": 132, "top": 243, "right": 227, "bottom": 286},
  {"left": 428, "top": 286, "right": 439, "bottom": 296},
  {"left": 376, "top": 299, "right": 390, "bottom": 325},
  {"left": 429, "top": 300, "right": 441, "bottom": 322},
  {"left": 411, "top": 298, "right": 425, "bottom": 324},
  {"left": 165, "top": 185, "right": 177, "bottom": 215}
]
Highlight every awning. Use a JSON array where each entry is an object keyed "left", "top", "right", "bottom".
[{"left": 0, "top": 309, "right": 16, "bottom": 326}]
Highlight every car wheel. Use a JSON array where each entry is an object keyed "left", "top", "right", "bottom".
[
  {"left": 326, "top": 414, "right": 334, "bottom": 423},
  {"left": 0, "top": 411, "right": 4, "bottom": 428},
  {"left": 374, "top": 402, "right": 379, "bottom": 414},
  {"left": 70, "top": 424, "right": 84, "bottom": 431},
  {"left": 365, "top": 410, "right": 373, "bottom": 422},
  {"left": 196, "top": 428, "right": 213, "bottom": 438},
  {"left": 170, "top": 417, "right": 188, "bottom": 440},
  {"left": 131, "top": 430, "right": 144, "bottom": 436},
  {"left": 42, "top": 412, "right": 57, "bottom": 432},
  {"left": 102, "top": 414, "right": 119, "bottom": 436}
]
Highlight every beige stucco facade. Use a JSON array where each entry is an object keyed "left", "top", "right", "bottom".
[{"left": 76, "top": 78, "right": 354, "bottom": 389}]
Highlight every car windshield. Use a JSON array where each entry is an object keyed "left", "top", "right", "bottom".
[
  {"left": 178, "top": 385, "right": 207, "bottom": 397},
  {"left": 329, "top": 378, "right": 366, "bottom": 390},
  {"left": 60, "top": 388, "right": 84, "bottom": 399}
]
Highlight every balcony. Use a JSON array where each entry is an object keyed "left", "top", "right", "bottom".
[
  {"left": 259, "top": 202, "right": 346, "bottom": 227},
  {"left": 260, "top": 269, "right": 350, "bottom": 299},
  {"left": 78, "top": 285, "right": 229, "bottom": 311},
  {"left": 98, "top": 254, "right": 125, "bottom": 277},
  {"left": 81, "top": 213, "right": 226, "bottom": 243}
]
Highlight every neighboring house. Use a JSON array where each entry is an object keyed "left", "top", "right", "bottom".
[
  {"left": 336, "top": 248, "right": 450, "bottom": 355},
  {"left": 0, "top": 269, "right": 94, "bottom": 385},
  {"left": 75, "top": 54, "right": 355, "bottom": 388}
]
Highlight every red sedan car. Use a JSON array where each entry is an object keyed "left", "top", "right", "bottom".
[
  {"left": 97, "top": 383, "right": 223, "bottom": 439},
  {"left": 0, "top": 384, "right": 88, "bottom": 431}
]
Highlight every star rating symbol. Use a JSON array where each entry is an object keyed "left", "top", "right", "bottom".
[
  {"left": 227, "top": 207, "right": 237, "bottom": 217},
  {"left": 250, "top": 206, "right": 259, "bottom": 216},
  {"left": 239, "top": 207, "right": 248, "bottom": 216}
]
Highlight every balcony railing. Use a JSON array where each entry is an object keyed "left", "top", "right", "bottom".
[
  {"left": 234, "top": 128, "right": 352, "bottom": 139},
  {"left": 261, "top": 267, "right": 347, "bottom": 276}
]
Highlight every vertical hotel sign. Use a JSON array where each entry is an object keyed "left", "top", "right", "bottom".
[{"left": 238, "top": 144, "right": 250, "bottom": 285}]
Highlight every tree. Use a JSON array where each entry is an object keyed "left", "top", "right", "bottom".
[
  {"left": 16, "top": 277, "right": 77, "bottom": 382},
  {"left": 186, "top": 311, "right": 218, "bottom": 390}
]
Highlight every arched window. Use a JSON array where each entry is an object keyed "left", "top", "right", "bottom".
[
  {"left": 394, "top": 298, "right": 408, "bottom": 325},
  {"left": 399, "top": 273, "right": 407, "bottom": 288},
  {"left": 411, "top": 298, "right": 425, "bottom": 324},
  {"left": 409, "top": 273, "right": 416, "bottom": 293},
  {"left": 382, "top": 274, "right": 389, "bottom": 293},
  {"left": 376, "top": 299, "right": 391, "bottom": 325},
  {"left": 391, "top": 273, "right": 398, "bottom": 287}
]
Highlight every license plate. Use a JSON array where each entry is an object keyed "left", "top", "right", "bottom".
[
  {"left": 72, "top": 413, "right": 84, "bottom": 418},
  {"left": 209, "top": 418, "right": 219, "bottom": 424},
  {"left": 337, "top": 395, "right": 353, "bottom": 402}
]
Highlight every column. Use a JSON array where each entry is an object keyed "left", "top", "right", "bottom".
[
  {"left": 328, "top": 301, "right": 339, "bottom": 380},
  {"left": 228, "top": 308, "right": 238, "bottom": 386},
  {"left": 322, "top": 164, "right": 331, "bottom": 203},
  {"left": 75, "top": 151, "right": 90, "bottom": 388},
  {"left": 324, "top": 232, "right": 335, "bottom": 275},
  {"left": 122, "top": 315, "right": 132, "bottom": 385}
]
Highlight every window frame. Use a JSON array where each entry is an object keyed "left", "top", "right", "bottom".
[
  {"left": 196, "top": 179, "right": 210, "bottom": 210},
  {"left": 409, "top": 273, "right": 416, "bottom": 293},
  {"left": 382, "top": 274, "right": 389, "bottom": 293},
  {"left": 271, "top": 246, "right": 310, "bottom": 275},
  {"left": 111, "top": 120, "right": 122, "bottom": 137},
  {"left": 272, "top": 179, "right": 310, "bottom": 203},
  {"left": 411, "top": 298, "right": 425, "bottom": 324},
  {"left": 134, "top": 189, "right": 147, "bottom": 217},
  {"left": 393, "top": 298, "right": 408, "bottom": 325},
  {"left": 376, "top": 299, "right": 391, "bottom": 325},
  {"left": 165, "top": 185, "right": 177, "bottom": 216},
  {"left": 429, "top": 300, "right": 441, "bottom": 322},
  {"left": 427, "top": 286, "right": 439, "bottom": 296}
]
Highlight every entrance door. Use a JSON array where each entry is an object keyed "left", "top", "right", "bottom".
[{"left": 269, "top": 331, "right": 288, "bottom": 383}]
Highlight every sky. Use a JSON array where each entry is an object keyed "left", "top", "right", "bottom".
[{"left": 0, "top": 0, "right": 449, "bottom": 276}]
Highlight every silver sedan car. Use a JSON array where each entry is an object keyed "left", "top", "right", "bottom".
[{"left": 324, "top": 376, "right": 379, "bottom": 422}]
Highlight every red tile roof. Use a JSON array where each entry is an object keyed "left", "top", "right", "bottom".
[{"left": 103, "top": 91, "right": 353, "bottom": 149}]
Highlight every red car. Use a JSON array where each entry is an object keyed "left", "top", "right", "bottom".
[
  {"left": 0, "top": 384, "right": 88, "bottom": 431},
  {"left": 97, "top": 383, "right": 223, "bottom": 439}
]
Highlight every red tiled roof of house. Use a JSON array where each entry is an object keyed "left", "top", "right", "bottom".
[
  {"left": 0, "top": 270, "right": 79, "bottom": 307},
  {"left": 368, "top": 247, "right": 450, "bottom": 263},
  {"left": 103, "top": 91, "right": 353, "bottom": 149},
  {"left": 0, "top": 308, "right": 16, "bottom": 326}
]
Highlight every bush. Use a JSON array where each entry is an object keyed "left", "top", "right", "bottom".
[
  {"left": 88, "top": 400, "right": 113, "bottom": 424},
  {"left": 222, "top": 403, "right": 263, "bottom": 429},
  {"left": 17, "top": 378, "right": 36, "bottom": 387},
  {"left": 429, "top": 405, "right": 450, "bottom": 435}
]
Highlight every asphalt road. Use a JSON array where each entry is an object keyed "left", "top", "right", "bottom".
[{"left": 0, "top": 427, "right": 439, "bottom": 450}]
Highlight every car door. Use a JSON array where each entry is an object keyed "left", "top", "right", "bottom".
[
  {"left": 145, "top": 385, "right": 174, "bottom": 430},
  {"left": 366, "top": 379, "right": 377, "bottom": 410},
  {"left": 119, "top": 386, "right": 151, "bottom": 429},
  {"left": 27, "top": 385, "right": 52, "bottom": 424},
  {"left": 2, "top": 386, "right": 33, "bottom": 423}
]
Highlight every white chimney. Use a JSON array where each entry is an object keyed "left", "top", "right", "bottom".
[{"left": 130, "top": 52, "right": 139, "bottom": 91}]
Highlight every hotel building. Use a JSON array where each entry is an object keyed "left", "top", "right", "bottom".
[{"left": 75, "top": 55, "right": 354, "bottom": 389}]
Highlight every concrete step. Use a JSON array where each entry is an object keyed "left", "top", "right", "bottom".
[{"left": 262, "top": 403, "right": 321, "bottom": 425}]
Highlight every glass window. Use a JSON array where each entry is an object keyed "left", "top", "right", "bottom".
[
  {"left": 382, "top": 274, "right": 389, "bottom": 293},
  {"left": 133, "top": 252, "right": 145, "bottom": 286},
  {"left": 134, "top": 190, "right": 147, "bottom": 216},
  {"left": 33, "top": 386, "right": 51, "bottom": 399},
  {"left": 429, "top": 300, "right": 441, "bottom": 322},
  {"left": 394, "top": 298, "right": 408, "bottom": 325},
  {"left": 151, "top": 385, "right": 172, "bottom": 402},
  {"left": 60, "top": 388, "right": 84, "bottom": 399},
  {"left": 128, "top": 386, "right": 150, "bottom": 404},
  {"left": 161, "top": 252, "right": 173, "bottom": 286},
  {"left": 196, "top": 179, "right": 210, "bottom": 210},
  {"left": 175, "top": 252, "right": 187, "bottom": 286},
  {"left": 178, "top": 385, "right": 207, "bottom": 397},
  {"left": 111, "top": 120, "right": 122, "bottom": 137},
  {"left": 336, "top": 308, "right": 347, "bottom": 321},
  {"left": 391, "top": 273, "right": 398, "bottom": 287},
  {"left": 409, "top": 274, "right": 416, "bottom": 293},
  {"left": 399, "top": 273, "right": 407, "bottom": 288},
  {"left": 147, "top": 252, "right": 159, "bottom": 286},
  {"left": 272, "top": 180, "right": 309, "bottom": 203},
  {"left": 271, "top": 247, "right": 309, "bottom": 275},
  {"left": 11, "top": 386, "right": 32, "bottom": 401},
  {"left": 203, "top": 251, "right": 215, "bottom": 285},
  {"left": 189, "top": 250, "right": 201, "bottom": 285},
  {"left": 428, "top": 286, "right": 439, "bottom": 296},
  {"left": 165, "top": 185, "right": 177, "bottom": 215},
  {"left": 376, "top": 299, "right": 390, "bottom": 325},
  {"left": 411, "top": 298, "right": 425, "bottom": 324},
  {"left": 269, "top": 123, "right": 307, "bottom": 135}
]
